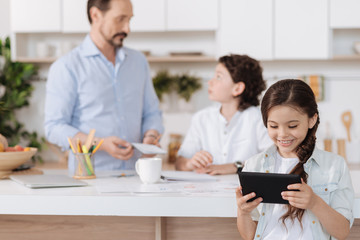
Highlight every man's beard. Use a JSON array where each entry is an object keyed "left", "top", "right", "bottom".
[{"left": 100, "top": 29, "right": 127, "bottom": 48}]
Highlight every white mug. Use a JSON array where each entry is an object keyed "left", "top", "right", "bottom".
[{"left": 135, "top": 157, "right": 162, "bottom": 184}]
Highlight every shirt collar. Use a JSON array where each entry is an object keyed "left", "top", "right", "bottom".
[
  {"left": 304, "top": 147, "right": 322, "bottom": 169},
  {"left": 263, "top": 145, "right": 323, "bottom": 170},
  {"left": 80, "top": 34, "right": 127, "bottom": 62},
  {"left": 80, "top": 35, "right": 101, "bottom": 57},
  {"left": 217, "top": 106, "right": 241, "bottom": 127}
]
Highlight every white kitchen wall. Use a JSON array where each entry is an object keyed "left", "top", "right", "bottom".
[
  {"left": 0, "top": 0, "right": 10, "bottom": 38},
  {"left": 1, "top": 0, "right": 360, "bottom": 163}
]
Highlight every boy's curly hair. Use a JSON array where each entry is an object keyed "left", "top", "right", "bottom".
[{"left": 219, "top": 54, "right": 266, "bottom": 111}]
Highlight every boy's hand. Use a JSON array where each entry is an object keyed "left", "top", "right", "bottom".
[
  {"left": 196, "top": 163, "right": 237, "bottom": 175},
  {"left": 186, "top": 150, "right": 213, "bottom": 170}
]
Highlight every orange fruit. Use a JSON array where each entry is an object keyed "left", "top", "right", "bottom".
[
  {"left": 24, "top": 147, "right": 31, "bottom": 152},
  {"left": 0, "top": 134, "right": 8, "bottom": 149},
  {"left": 0, "top": 142, "right": 4, "bottom": 152}
]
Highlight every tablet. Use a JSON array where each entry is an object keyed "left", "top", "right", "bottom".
[{"left": 238, "top": 171, "right": 301, "bottom": 204}]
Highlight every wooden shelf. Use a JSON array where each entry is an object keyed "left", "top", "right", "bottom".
[
  {"left": 18, "top": 55, "right": 360, "bottom": 63},
  {"left": 16, "top": 57, "right": 57, "bottom": 63},
  {"left": 15, "top": 55, "right": 217, "bottom": 64},
  {"left": 147, "top": 55, "right": 216, "bottom": 63},
  {"left": 332, "top": 55, "right": 360, "bottom": 60}
]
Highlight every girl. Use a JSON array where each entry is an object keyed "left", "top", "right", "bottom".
[
  {"left": 236, "top": 79, "right": 354, "bottom": 239},
  {"left": 176, "top": 54, "right": 272, "bottom": 175}
]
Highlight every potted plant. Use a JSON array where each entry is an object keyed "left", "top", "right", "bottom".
[
  {"left": 174, "top": 73, "right": 202, "bottom": 112},
  {"left": 152, "top": 70, "right": 174, "bottom": 102},
  {"left": 0, "top": 37, "right": 45, "bottom": 163},
  {"left": 152, "top": 70, "right": 202, "bottom": 112}
]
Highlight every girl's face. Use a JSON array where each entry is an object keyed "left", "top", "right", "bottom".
[
  {"left": 267, "top": 105, "right": 317, "bottom": 158},
  {"left": 208, "top": 63, "right": 243, "bottom": 103}
]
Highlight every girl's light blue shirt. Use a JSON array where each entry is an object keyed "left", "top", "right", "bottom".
[{"left": 243, "top": 145, "right": 354, "bottom": 240}]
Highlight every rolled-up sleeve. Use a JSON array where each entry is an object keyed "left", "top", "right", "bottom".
[
  {"left": 331, "top": 161, "right": 354, "bottom": 226},
  {"left": 44, "top": 59, "right": 79, "bottom": 149},
  {"left": 141, "top": 61, "right": 164, "bottom": 136}
]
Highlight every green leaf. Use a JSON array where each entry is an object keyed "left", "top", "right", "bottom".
[{"left": 0, "top": 36, "right": 44, "bottom": 163}]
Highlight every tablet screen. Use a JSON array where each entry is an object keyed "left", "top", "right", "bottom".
[{"left": 238, "top": 171, "right": 301, "bottom": 204}]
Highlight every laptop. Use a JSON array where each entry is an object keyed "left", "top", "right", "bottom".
[{"left": 10, "top": 175, "right": 88, "bottom": 189}]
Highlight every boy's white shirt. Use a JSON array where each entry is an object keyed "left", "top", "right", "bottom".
[
  {"left": 243, "top": 145, "right": 354, "bottom": 240},
  {"left": 178, "top": 105, "right": 272, "bottom": 164}
]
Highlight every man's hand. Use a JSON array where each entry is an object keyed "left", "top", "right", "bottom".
[
  {"left": 100, "top": 136, "right": 134, "bottom": 160},
  {"left": 142, "top": 130, "right": 161, "bottom": 147}
]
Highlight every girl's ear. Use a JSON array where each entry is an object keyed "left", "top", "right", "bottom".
[
  {"left": 233, "top": 82, "right": 245, "bottom": 97},
  {"left": 309, "top": 113, "right": 318, "bottom": 129}
]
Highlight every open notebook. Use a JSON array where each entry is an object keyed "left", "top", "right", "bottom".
[{"left": 10, "top": 175, "right": 88, "bottom": 189}]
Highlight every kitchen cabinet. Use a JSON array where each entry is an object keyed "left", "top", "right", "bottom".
[
  {"left": 274, "top": 0, "right": 329, "bottom": 60},
  {"left": 329, "top": 0, "right": 360, "bottom": 59},
  {"left": 131, "top": 0, "right": 217, "bottom": 32},
  {"left": 217, "top": 0, "right": 273, "bottom": 60},
  {"left": 62, "top": 0, "right": 90, "bottom": 33},
  {"left": 330, "top": 0, "right": 360, "bottom": 28},
  {"left": 167, "top": 0, "right": 218, "bottom": 31},
  {"left": 131, "top": 0, "right": 165, "bottom": 32},
  {"left": 10, "top": 0, "right": 61, "bottom": 32}
]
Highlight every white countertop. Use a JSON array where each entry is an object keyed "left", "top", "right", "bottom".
[
  {"left": 0, "top": 169, "right": 359, "bottom": 218},
  {"left": 0, "top": 170, "right": 238, "bottom": 217}
]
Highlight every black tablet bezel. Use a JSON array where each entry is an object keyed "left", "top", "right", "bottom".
[{"left": 238, "top": 171, "right": 301, "bottom": 204}]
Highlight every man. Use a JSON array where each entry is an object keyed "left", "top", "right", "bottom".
[{"left": 44, "top": 0, "right": 163, "bottom": 172}]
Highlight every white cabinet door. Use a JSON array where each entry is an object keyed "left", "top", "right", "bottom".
[
  {"left": 131, "top": 0, "right": 165, "bottom": 32},
  {"left": 274, "top": 0, "right": 329, "bottom": 59},
  {"left": 330, "top": 0, "right": 360, "bottom": 28},
  {"left": 167, "top": 0, "right": 218, "bottom": 31},
  {"left": 217, "top": 0, "right": 273, "bottom": 60},
  {"left": 63, "top": 0, "right": 90, "bottom": 33},
  {"left": 10, "top": 0, "right": 61, "bottom": 32}
]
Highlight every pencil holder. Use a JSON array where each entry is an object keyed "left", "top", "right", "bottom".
[{"left": 73, "top": 153, "right": 96, "bottom": 179}]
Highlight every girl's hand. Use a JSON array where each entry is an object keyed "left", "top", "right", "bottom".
[
  {"left": 196, "top": 163, "right": 237, "bottom": 175},
  {"left": 236, "top": 186, "right": 263, "bottom": 216},
  {"left": 186, "top": 151, "right": 213, "bottom": 170},
  {"left": 281, "top": 179, "right": 317, "bottom": 210}
]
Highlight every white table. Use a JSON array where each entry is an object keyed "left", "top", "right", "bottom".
[{"left": 0, "top": 169, "right": 359, "bottom": 240}]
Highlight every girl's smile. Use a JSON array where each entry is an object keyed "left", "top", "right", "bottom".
[
  {"left": 267, "top": 105, "right": 317, "bottom": 158},
  {"left": 277, "top": 139, "right": 295, "bottom": 147}
]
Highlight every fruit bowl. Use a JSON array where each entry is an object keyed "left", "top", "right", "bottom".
[{"left": 0, "top": 148, "right": 37, "bottom": 178}]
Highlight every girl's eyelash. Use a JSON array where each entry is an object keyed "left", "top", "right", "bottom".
[
  {"left": 269, "top": 126, "right": 277, "bottom": 129},
  {"left": 289, "top": 125, "right": 297, "bottom": 129}
]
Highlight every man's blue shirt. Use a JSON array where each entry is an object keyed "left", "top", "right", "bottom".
[{"left": 45, "top": 35, "right": 164, "bottom": 172}]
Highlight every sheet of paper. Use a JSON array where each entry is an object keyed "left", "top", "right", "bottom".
[
  {"left": 96, "top": 181, "right": 237, "bottom": 196},
  {"left": 97, "top": 183, "right": 182, "bottom": 194},
  {"left": 132, "top": 143, "right": 167, "bottom": 154},
  {"left": 161, "top": 171, "right": 217, "bottom": 182}
]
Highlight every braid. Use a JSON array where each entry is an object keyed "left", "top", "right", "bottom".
[{"left": 281, "top": 117, "right": 320, "bottom": 226}]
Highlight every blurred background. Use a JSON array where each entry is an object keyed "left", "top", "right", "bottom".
[{"left": 0, "top": 0, "right": 360, "bottom": 166}]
